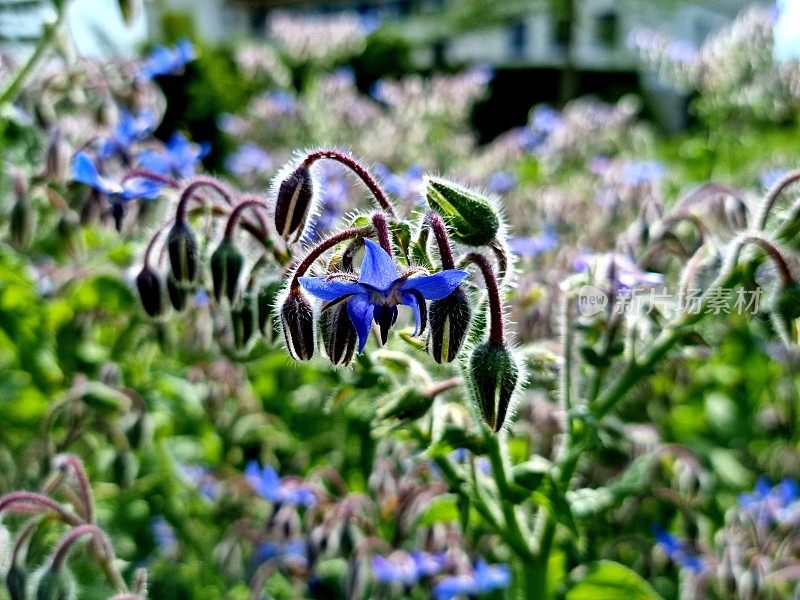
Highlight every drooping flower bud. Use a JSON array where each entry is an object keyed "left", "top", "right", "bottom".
[
  {"left": 34, "top": 566, "right": 75, "bottom": 600},
  {"left": 428, "top": 285, "right": 472, "bottom": 363},
  {"left": 55, "top": 210, "right": 81, "bottom": 256},
  {"left": 9, "top": 193, "right": 36, "bottom": 250},
  {"left": 231, "top": 294, "right": 256, "bottom": 350},
  {"left": 281, "top": 291, "right": 315, "bottom": 361},
  {"left": 210, "top": 240, "right": 244, "bottom": 302},
  {"left": 45, "top": 127, "right": 70, "bottom": 184},
  {"left": 377, "top": 385, "right": 434, "bottom": 422},
  {"left": 112, "top": 451, "right": 139, "bottom": 488},
  {"left": 771, "top": 280, "right": 800, "bottom": 322},
  {"left": 166, "top": 220, "right": 198, "bottom": 283},
  {"left": 425, "top": 176, "right": 500, "bottom": 246},
  {"left": 319, "top": 302, "right": 357, "bottom": 366},
  {"left": 135, "top": 266, "right": 165, "bottom": 317},
  {"left": 6, "top": 562, "right": 26, "bottom": 600},
  {"left": 466, "top": 342, "right": 519, "bottom": 432},
  {"left": 166, "top": 275, "right": 188, "bottom": 311},
  {"left": 274, "top": 165, "right": 314, "bottom": 242},
  {"left": 255, "top": 281, "right": 281, "bottom": 342}
]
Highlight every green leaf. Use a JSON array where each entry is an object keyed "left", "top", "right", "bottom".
[
  {"left": 418, "top": 494, "right": 460, "bottom": 525},
  {"left": 566, "top": 561, "right": 662, "bottom": 600}
]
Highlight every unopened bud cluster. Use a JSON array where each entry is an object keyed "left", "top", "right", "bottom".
[{"left": 135, "top": 149, "right": 521, "bottom": 432}]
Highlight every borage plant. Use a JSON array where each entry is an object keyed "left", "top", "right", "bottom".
[{"left": 112, "top": 148, "right": 800, "bottom": 598}]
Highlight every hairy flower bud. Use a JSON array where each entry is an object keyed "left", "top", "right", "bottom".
[
  {"left": 281, "top": 291, "right": 315, "bottom": 361},
  {"left": 45, "top": 127, "right": 70, "bottom": 184},
  {"left": 135, "top": 266, "right": 164, "bottom": 317},
  {"left": 425, "top": 176, "right": 500, "bottom": 246},
  {"left": 428, "top": 285, "right": 472, "bottom": 363},
  {"left": 231, "top": 294, "right": 256, "bottom": 350},
  {"left": 467, "top": 342, "right": 519, "bottom": 432},
  {"left": 319, "top": 302, "right": 357, "bottom": 366},
  {"left": 257, "top": 280, "right": 283, "bottom": 341},
  {"left": 166, "top": 275, "right": 188, "bottom": 311},
  {"left": 210, "top": 240, "right": 244, "bottom": 302},
  {"left": 275, "top": 165, "right": 314, "bottom": 242},
  {"left": 166, "top": 220, "right": 198, "bottom": 283},
  {"left": 771, "top": 280, "right": 800, "bottom": 321}
]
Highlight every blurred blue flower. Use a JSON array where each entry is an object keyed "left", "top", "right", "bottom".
[
  {"left": 137, "top": 132, "right": 209, "bottom": 179},
  {"left": 574, "top": 252, "right": 664, "bottom": 290},
  {"left": 268, "top": 90, "right": 297, "bottom": 114},
  {"left": 665, "top": 40, "right": 697, "bottom": 64},
  {"left": 487, "top": 171, "right": 516, "bottom": 195},
  {"left": 373, "top": 163, "right": 424, "bottom": 201},
  {"left": 372, "top": 550, "right": 445, "bottom": 586},
  {"left": 653, "top": 525, "right": 705, "bottom": 573},
  {"left": 299, "top": 239, "right": 467, "bottom": 352},
  {"left": 621, "top": 161, "right": 665, "bottom": 187},
  {"left": 530, "top": 105, "right": 562, "bottom": 134},
  {"left": 760, "top": 168, "right": 789, "bottom": 190},
  {"left": 509, "top": 230, "right": 559, "bottom": 257},
  {"left": 433, "top": 561, "right": 510, "bottom": 600},
  {"left": 151, "top": 516, "right": 178, "bottom": 554},
  {"left": 244, "top": 461, "right": 317, "bottom": 507},
  {"left": 72, "top": 152, "right": 163, "bottom": 201},
  {"left": 225, "top": 143, "right": 272, "bottom": 178},
  {"left": 141, "top": 38, "right": 195, "bottom": 79},
  {"left": 739, "top": 476, "right": 800, "bottom": 525},
  {"left": 178, "top": 464, "right": 219, "bottom": 500},
  {"left": 100, "top": 111, "right": 155, "bottom": 160},
  {"left": 252, "top": 539, "right": 307, "bottom": 567}
]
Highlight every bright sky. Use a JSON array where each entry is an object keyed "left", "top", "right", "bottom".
[{"left": 66, "top": 0, "right": 148, "bottom": 57}]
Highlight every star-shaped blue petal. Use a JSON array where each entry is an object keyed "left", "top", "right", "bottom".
[{"left": 298, "top": 237, "right": 468, "bottom": 354}]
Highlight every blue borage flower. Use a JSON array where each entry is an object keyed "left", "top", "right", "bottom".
[
  {"left": 299, "top": 239, "right": 467, "bottom": 352},
  {"left": 739, "top": 476, "right": 800, "bottom": 525},
  {"left": 137, "top": 132, "right": 210, "bottom": 179},
  {"left": 372, "top": 551, "right": 445, "bottom": 585},
  {"left": 71, "top": 152, "right": 164, "bottom": 201},
  {"left": 252, "top": 539, "right": 308, "bottom": 569},
  {"left": 652, "top": 525, "right": 705, "bottom": 573},
  {"left": 100, "top": 111, "right": 156, "bottom": 160},
  {"left": 244, "top": 461, "right": 317, "bottom": 507},
  {"left": 141, "top": 38, "right": 195, "bottom": 79},
  {"left": 432, "top": 561, "right": 511, "bottom": 600},
  {"left": 225, "top": 142, "right": 273, "bottom": 178},
  {"left": 151, "top": 516, "right": 178, "bottom": 553}
]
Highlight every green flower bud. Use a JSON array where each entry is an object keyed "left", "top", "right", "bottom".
[
  {"left": 166, "top": 221, "right": 198, "bottom": 283},
  {"left": 281, "top": 291, "right": 315, "bottom": 361},
  {"left": 428, "top": 285, "right": 472, "bottom": 363},
  {"left": 425, "top": 176, "right": 500, "bottom": 246},
  {"left": 256, "top": 280, "right": 283, "bottom": 341},
  {"left": 34, "top": 567, "right": 75, "bottom": 600},
  {"left": 231, "top": 294, "right": 255, "bottom": 350},
  {"left": 135, "top": 266, "right": 164, "bottom": 317},
  {"left": 377, "top": 386, "right": 434, "bottom": 422},
  {"left": 319, "top": 302, "right": 357, "bottom": 366},
  {"left": 466, "top": 342, "right": 519, "bottom": 432},
  {"left": 274, "top": 166, "right": 314, "bottom": 242},
  {"left": 166, "top": 275, "right": 188, "bottom": 311},
  {"left": 210, "top": 240, "right": 244, "bottom": 302},
  {"left": 55, "top": 210, "right": 82, "bottom": 256}
]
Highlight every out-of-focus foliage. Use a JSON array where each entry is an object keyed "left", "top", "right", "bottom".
[{"left": 1, "top": 3, "right": 800, "bottom": 600}]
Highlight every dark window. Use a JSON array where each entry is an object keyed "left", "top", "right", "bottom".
[
  {"left": 595, "top": 11, "right": 618, "bottom": 48},
  {"left": 507, "top": 21, "right": 527, "bottom": 59}
]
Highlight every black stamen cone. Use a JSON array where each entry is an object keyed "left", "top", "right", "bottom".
[{"left": 374, "top": 305, "right": 398, "bottom": 345}]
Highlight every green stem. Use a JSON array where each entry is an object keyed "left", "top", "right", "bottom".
[{"left": 0, "top": 9, "right": 64, "bottom": 108}]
